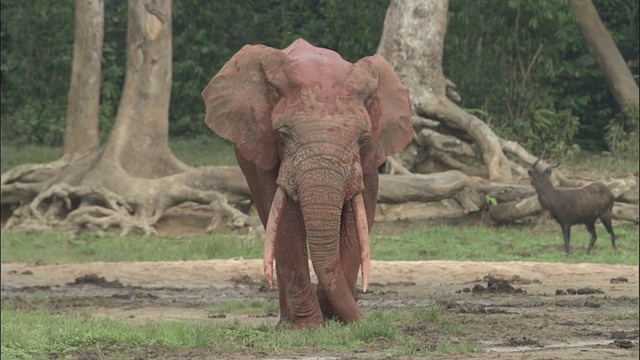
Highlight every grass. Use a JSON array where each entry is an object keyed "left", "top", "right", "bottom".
[
  {"left": 0, "top": 231, "right": 262, "bottom": 264},
  {"left": 370, "top": 223, "right": 640, "bottom": 265},
  {"left": 0, "top": 143, "right": 63, "bottom": 173},
  {"left": 561, "top": 150, "right": 639, "bottom": 173},
  {"left": 1, "top": 305, "right": 475, "bottom": 359},
  {"left": 0, "top": 135, "right": 236, "bottom": 173},
  {"left": 169, "top": 135, "right": 236, "bottom": 167},
  {"left": 2, "top": 223, "right": 638, "bottom": 265},
  {"left": 606, "top": 310, "right": 639, "bottom": 321}
]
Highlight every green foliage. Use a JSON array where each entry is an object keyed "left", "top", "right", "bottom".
[
  {"left": 483, "top": 194, "right": 498, "bottom": 206},
  {"left": 605, "top": 103, "right": 639, "bottom": 159},
  {"left": 0, "top": 0, "right": 74, "bottom": 146},
  {"left": 1, "top": 1, "right": 390, "bottom": 145},
  {"left": 1, "top": 0, "right": 637, "bottom": 155},
  {"left": 445, "top": 0, "right": 639, "bottom": 154},
  {"left": 169, "top": 0, "right": 390, "bottom": 137}
]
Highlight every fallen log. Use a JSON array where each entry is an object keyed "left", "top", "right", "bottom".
[
  {"left": 375, "top": 200, "right": 466, "bottom": 222},
  {"left": 377, "top": 170, "right": 470, "bottom": 204}
]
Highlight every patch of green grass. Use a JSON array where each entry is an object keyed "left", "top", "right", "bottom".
[
  {"left": 371, "top": 223, "right": 639, "bottom": 265},
  {"left": 0, "top": 135, "right": 236, "bottom": 173},
  {"left": 0, "top": 143, "right": 63, "bottom": 173},
  {"left": 606, "top": 310, "right": 639, "bottom": 321},
  {"left": 0, "top": 231, "right": 263, "bottom": 264},
  {"left": 562, "top": 151, "right": 639, "bottom": 172},
  {"left": 2, "top": 223, "right": 638, "bottom": 265},
  {"left": 1, "top": 305, "right": 473, "bottom": 358},
  {"left": 169, "top": 135, "right": 236, "bottom": 166}
]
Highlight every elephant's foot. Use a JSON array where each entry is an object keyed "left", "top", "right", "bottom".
[
  {"left": 276, "top": 312, "right": 324, "bottom": 329},
  {"left": 276, "top": 280, "right": 324, "bottom": 329}
]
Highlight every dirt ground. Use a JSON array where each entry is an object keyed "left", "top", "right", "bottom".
[{"left": 2, "top": 219, "right": 639, "bottom": 360}]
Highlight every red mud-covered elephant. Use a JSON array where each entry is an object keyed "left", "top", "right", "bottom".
[{"left": 202, "top": 39, "right": 413, "bottom": 328}]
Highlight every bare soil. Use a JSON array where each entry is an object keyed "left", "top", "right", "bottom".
[{"left": 2, "top": 220, "right": 639, "bottom": 359}]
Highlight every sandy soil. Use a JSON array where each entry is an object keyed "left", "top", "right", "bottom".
[{"left": 2, "top": 256, "right": 638, "bottom": 359}]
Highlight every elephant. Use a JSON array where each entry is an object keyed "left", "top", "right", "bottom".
[{"left": 202, "top": 38, "right": 413, "bottom": 328}]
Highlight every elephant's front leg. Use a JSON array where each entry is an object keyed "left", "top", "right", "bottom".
[{"left": 275, "top": 200, "right": 324, "bottom": 328}]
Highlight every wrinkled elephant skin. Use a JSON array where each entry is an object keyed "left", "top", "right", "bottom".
[{"left": 202, "top": 38, "right": 413, "bottom": 328}]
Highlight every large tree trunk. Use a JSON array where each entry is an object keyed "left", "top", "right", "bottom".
[
  {"left": 63, "top": 0, "right": 103, "bottom": 158},
  {"left": 377, "top": 0, "right": 513, "bottom": 181},
  {"left": 97, "top": 0, "right": 187, "bottom": 177},
  {"left": 1, "top": 0, "right": 254, "bottom": 235},
  {"left": 569, "top": 0, "right": 639, "bottom": 110}
]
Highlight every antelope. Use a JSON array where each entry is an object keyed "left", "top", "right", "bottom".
[{"left": 528, "top": 156, "right": 616, "bottom": 255}]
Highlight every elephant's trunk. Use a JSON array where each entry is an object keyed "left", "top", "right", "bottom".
[{"left": 298, "top": 176, "right": 363, "bottom": 323}]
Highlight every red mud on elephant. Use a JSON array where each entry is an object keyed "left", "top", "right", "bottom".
[{"left": 201, "top": 38, "right": 413, "bottom": 328}]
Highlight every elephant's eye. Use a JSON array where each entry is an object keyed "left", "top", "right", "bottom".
[
  {"left": 278, "top": 126, "right": 292, "bottom": 141},
  {"left": 358, "top": 132, "right": 370, "bottom": 146}
]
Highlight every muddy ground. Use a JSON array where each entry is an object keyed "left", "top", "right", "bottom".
[{"left": 2, "top": 219, "right": 639, "bottom": 360}]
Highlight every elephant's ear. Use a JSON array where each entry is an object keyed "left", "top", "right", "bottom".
[
  {"left": 202, "top": 45, "right": 287, "bottom": 170},
  {"left": 353, "top": 55, "right": 414, "bottom": 175}
]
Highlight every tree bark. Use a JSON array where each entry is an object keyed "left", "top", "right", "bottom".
[
  {"left": 569, "top": 0, "right": 639, "bottom": 110},
  {"left": 377, "top": 0, "right": 514, "bottom": 181},
  {"left": 96, "top": 0, "right": 187, "bottom": 178},
  {"left": 64, "top": 0, "right": 104, "bottom": 157}
]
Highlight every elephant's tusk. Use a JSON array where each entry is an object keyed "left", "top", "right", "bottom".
[
  {"left": 352, "top": 193, "right": 370, "bottom": 293},
  {"left": 264, "top": 186, "right": 286, "bottom": 289}
]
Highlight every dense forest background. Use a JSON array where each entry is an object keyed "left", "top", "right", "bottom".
[{"left": 1, "top": 0, "right": 638, "bottom": 156}]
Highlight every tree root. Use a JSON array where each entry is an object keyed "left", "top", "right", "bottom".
[{"left": 2, "top": 159, "right": 258, "bottom": 236}]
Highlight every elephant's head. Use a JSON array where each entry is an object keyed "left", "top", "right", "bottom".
[{"left": 202, "top": 39, "right": 412, "bottom": 322}]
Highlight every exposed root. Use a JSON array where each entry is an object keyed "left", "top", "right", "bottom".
[
  {"left": 67, "top": 205, "right": 157, "bottom": 236},
  {"left": 2, "top": 160, "right": 258, "bottom": 236},
  {"left": 204, "top": 188, "right": 261, "bottom": 232}
]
